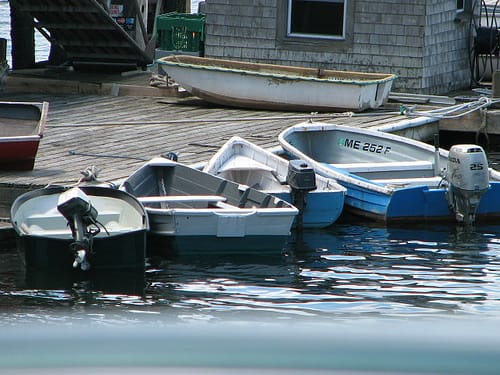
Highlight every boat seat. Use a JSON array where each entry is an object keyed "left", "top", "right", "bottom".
[
  {"left": 215, "top": 201, "right": 239, "bottom": 209},
  {"left": 138, "top": 195, "right": 227, "bottom": 204},
  {"left": 24, "top": 212, "right": 121, "bottom": 231},
  {"left": 26, "top": 226, "right": 133, "bottom": 237},
  {"left": 22, "top": 224, "right": 70, "bottom": 237},
  {"left": 218, "top": 155, "right": 275, "bottom": 173},
  {"left": 331, "top": 160, "right": 434, "bottom": 173}
]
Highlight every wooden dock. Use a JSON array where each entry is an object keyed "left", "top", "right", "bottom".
[{"left": 0, "top": 68, "right": 442, "bottom": 217}]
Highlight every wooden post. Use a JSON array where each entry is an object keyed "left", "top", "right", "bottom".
[
  {"left": 493, "top": 70, "right": 500, "bottom": 98},
  {"left": 9, "top": 0, "right": 35, "bottom": 70},
  {"left": 0, "top": 38, "right": 6, "bottom": 66}
]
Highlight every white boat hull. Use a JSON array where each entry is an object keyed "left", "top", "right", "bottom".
[{"left": 157, "top": 55, "right": 397, "bottom": 112}]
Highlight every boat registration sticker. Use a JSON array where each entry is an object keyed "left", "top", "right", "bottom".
[{"left": 338, "top": 138, "right": 391, "bottom": 154}]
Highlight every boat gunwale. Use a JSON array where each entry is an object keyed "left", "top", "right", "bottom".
[
  {"left": 0, "top": 135, "right": 42, "bottom": 142},
  {"left": 143, "top": 206, "right": 299, "bottom": 215},
  {"left": 0, "top": 101, "right": 49, "bottom": 138},
  {"left": 157, "top": 55, "right": 397, "bottom": 86},
  {"left": 10, "top": 185, "right": 149, "bottom": 238}
]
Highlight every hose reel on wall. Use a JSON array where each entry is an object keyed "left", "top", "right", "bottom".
[{"left": 470, "top": 0, "right": 500, "bottom": 85}]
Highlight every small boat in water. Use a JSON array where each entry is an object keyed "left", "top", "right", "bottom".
[
  {"left": 10, "top": 186, "right": 149, "bottom": 271},
  {"left": 279, "top": 122, "right": 500, "bottom": 224},
  {"left": 202, "top": 136, "right": 346, "bottom": 228},
  {"left": 0, "top": 101, "right": 49, "bottom": 170},
  {"left": 157, "top": 55, "right": 397, "bottom": 112},
  {"left": 120, "top": 157, "right": 298, "bottom": 253}
]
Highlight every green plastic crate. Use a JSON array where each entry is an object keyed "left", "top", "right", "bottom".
[{"left": 156, "top": 12, "right": 205, "bottom": 53}]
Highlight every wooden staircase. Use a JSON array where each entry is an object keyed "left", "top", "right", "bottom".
[{"left": 11, "top": 0, "right": 153, "bottom": 70}]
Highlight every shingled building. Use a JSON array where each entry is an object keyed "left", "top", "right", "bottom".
[{"left": 199, "top": 0, "right": 480, "bottom": 94}]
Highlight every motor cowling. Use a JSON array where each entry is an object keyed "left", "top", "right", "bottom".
[
  {"left": 57, "top": 187, "right": 99, "bottom": 270},
  {"left": 286, "top": 159, "right": 317, "bottom": 192},
  {"left": 445, "top": 144, "right": 490, "bottom": 225},
  {"left": 286, "top": 160, "right": 317, "bottom": 229}
]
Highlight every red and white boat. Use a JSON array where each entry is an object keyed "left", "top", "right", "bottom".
[{"left": 0, "top": 101, "right": 49, "bottom": 170}]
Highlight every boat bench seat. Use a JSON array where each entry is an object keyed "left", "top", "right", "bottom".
[
  {"left": 332, "top": 160, "right": 434, "bottom": 173},
  {"left": 214, "top": 201, "right": 239, "bottom": 209},
  {"left": 23, "top": 225, "right": 71, "bottom": 237},
  {"left": 24, "top": 212, "right": 121, "bottom": 232},
  {"left": 25, "top": 226, "right": 131, "bottom": 237},
  {"left": 138, "top": 195, "right": 227, "bottom": 204}
]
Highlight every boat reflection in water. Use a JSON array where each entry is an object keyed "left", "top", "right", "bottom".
[
  {"left": 2, "top": 220, "right": 499, "bottom": 320},
  {"left": 2, "top": 226, "right": 499, "bottom": 373},
  {"left": 23, "top": 268, "right": 146, "bottom": 297},
  {"left": 146, "top": 222, "right": 499, "bottom": 318}
]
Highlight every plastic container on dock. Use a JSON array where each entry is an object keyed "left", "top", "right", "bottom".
[{"left": 156, "top": 12, "right": 205, "bottom": 54}]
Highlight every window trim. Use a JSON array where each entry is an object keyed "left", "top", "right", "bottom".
[
  {"left": 276, "top": 0, "right": 353, "bottom": 52},
  {"left": 286, "top": 0, "right": 348, "bottom": 41}
]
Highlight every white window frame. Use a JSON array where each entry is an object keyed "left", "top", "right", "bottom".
[
  {"left": 456, "top": 0, "right": 465, "bottom": 13},
  {"left": 287, "top": 0, "right": 347, "bottom": 40}
]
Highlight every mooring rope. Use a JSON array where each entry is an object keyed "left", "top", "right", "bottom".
[{"left": 403, "top": 97, "right": 500, "bottom": 120}]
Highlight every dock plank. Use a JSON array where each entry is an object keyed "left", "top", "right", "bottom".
[{"left": 0, "top": 89, "right": 420, "bottom": 216}]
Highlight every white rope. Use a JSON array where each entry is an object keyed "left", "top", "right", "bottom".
[{"left": 405, "top": 96, "right": 500, "bottom": 120}]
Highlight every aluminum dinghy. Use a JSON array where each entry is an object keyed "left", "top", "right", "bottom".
[{"left": 120, "top": 157, "right": 298, "bottom": 253}]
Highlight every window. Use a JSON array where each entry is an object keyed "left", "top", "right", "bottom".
[
  {"left": 287, "top": 0, "right": 346, "bottom": 40},
  {"left": 457, "top": 0, "right": 465, "bottom": 12}
]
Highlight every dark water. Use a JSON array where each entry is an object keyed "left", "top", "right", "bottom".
[{"left": 1, "top": 221, "right": 499, "bottom": 325}]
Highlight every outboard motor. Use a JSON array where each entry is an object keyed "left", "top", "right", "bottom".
[
  {"left": 286, "top": 160, "right": 317, "bottom": 229},
  {"left": 445, "top": 144, "right": 490, "bottom": 225},
  {"left": 57, "top": 187, "right": 100, "bottom": 271}
]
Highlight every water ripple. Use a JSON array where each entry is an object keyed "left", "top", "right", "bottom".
[{"left": 1, "top": 223, "right": 500, "bottom": 323}]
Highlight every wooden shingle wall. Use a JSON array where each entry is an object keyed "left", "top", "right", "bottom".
[
  {"left": 422, "top": 1, "right": 471, "bottom": 93},
  {"left": 200, "top": 0, "right": 472, "bottom": 94}
]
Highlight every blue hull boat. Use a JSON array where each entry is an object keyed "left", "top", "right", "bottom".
[
  {"left": 203, "top": 136, "right": 346, "bottom": 228},
  {"left": 279, "top": 122, "right": 500, "bottom": 224}
]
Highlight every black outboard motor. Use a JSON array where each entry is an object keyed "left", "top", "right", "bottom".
[
  {"left": 57, "top": 187, "right": 100, "bottom": 271},
  {"left": 286, "top": 160, "right": 317, "bottom": 229}
]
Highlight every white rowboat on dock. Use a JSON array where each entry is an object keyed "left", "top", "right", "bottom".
[{"left": 157, "top": 55, "right": 397, "bottom": 112}]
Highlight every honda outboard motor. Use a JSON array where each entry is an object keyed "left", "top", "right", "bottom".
[
  {"left": 445, "top": 144, "right": 490, "bottom": 225},
  {"left": 286, "top": 160, "right": 317, "bottom": 229},
  {"left": 57, "top": 187, "right": 100, "bottom": 271}
]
